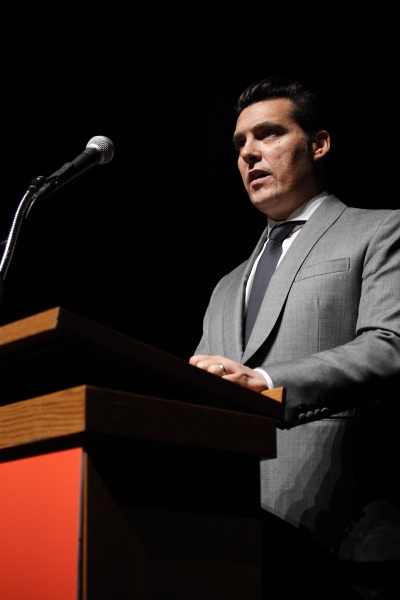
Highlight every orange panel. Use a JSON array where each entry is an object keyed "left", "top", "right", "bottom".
[{"left": 0, "top": 448, "right": 82, "bottom": 600}]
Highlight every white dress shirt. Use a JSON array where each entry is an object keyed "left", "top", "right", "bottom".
[{"left": 248, "top": 192, "right": 329, "bottom": 388}]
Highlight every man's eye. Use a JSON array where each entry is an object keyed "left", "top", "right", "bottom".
[
  {"left": 263, "top": 129, "right": 276, "bottom": 138},
  {"left": 234, "top": 140, "right": 245, "bottom": 152}
]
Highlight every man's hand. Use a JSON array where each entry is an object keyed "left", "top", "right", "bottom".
[{"left": 189, "top": 354, "right": 268, "bottom": 392}]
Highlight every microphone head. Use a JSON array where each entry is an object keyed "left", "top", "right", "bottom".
[{"left": 86, "top": 136, "right": 115, "bottom": 165}]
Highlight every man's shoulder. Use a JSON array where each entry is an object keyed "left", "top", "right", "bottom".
[
  {"left": 215, "top": 259, "right": 249, "bottom": 288},
  {"left": 328, "top": 194, "right": 399, "bottom": 220},
  {"left": 322, "top": 195, "right": 400, "bottom": 235}
]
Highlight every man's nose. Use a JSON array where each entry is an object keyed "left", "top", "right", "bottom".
[{"left": 240, "top": 140, "right": 262, "bottom": 164}]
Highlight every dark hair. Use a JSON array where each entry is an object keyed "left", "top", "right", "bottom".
[{"left": 236, "top": 77, "right": 328, "bottom": 136}]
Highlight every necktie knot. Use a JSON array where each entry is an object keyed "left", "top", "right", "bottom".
[{"left": 268, "top": 220, "right": 305, "bottom": 244}]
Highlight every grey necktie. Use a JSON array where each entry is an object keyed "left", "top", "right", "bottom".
[{"left": 244, "top": 221, "right": 305, "bottom": 347}]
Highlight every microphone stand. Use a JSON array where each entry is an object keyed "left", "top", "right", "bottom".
[{"left": 0, "top": 176, "right": 48, "bottom": 303}]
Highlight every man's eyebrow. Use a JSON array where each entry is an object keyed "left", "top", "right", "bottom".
[
  {"left": 232, "top": 131, "right": 245, "bottom": 145},
  {"left": 232, "top": 120, "right": 284, "bottom": 145}
]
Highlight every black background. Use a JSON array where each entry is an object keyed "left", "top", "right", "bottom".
[{"left": 1, "top": 7, "right": 398, "bottom": 360}]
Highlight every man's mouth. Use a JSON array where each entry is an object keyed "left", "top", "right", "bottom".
[{"left": 248, "top": 170, "right": 270, "bottom": 184}]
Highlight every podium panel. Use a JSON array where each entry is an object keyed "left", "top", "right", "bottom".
[{"left": 0, "top": 448, "right": 82, "bottom": 600}]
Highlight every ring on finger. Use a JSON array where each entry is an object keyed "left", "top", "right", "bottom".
[{"left": 219, "top": 364, "right": 227, "bottom": 374}]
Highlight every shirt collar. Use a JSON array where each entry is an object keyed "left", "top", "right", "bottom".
[{"left": 267, "top": 191, "right": 329, "bottom": 232}]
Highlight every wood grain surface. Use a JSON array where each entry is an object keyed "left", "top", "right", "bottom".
[
  {"left": 0, "top": 385, "right": 278, "bottom": 457},
  {"left": 0, "top": 307, "right": 60, "bottom": 349}
]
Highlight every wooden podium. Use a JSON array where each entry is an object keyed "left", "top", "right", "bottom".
[{"left": 0, "top": 308, "right": 284, "bottom": 600}]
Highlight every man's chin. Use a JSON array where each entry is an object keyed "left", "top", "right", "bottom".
[{"left": 249, "top": 194, "right": 280, "bottom": 216}]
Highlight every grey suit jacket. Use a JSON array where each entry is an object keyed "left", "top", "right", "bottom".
[{"left": 196, "top": 195, "right": 400, "bottom": 561}]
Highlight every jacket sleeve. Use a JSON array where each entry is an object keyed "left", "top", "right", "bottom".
[
  {"left": 194, "top": 276, "right": 226, "bottom": 356},
  {"left": 264, "top": 211, "right": 400, "bottom": 427}
]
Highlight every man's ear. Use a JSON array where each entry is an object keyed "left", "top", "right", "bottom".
[{"left": 312, "top": 130, "right": 330, "bottom": 161}]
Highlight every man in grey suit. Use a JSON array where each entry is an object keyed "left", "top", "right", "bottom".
[{"left": 190, "top": 78, "right": 400, "bottom": 598}]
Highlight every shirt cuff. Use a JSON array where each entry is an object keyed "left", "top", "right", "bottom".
[{"left": 253, "top": 368, "right": 274, "bottom": 390}]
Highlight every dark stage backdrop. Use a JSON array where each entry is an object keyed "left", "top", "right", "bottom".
[{"left": 1, "top": 9, "right": 398, "bottom": 360}]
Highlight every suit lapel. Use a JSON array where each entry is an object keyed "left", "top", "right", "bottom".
[
  {"left": 221, "top": 227, "right": 269, "bottom": 363},
  {"left": 241, "top": 196, "right": 347, "bottom": 364}
]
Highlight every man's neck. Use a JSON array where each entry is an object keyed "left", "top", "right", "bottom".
[{"left": 267, "top": 191, "right": 329, "bottom": 229}]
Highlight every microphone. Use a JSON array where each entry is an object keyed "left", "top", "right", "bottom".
[
  {"left": 34, "top": 136, "right": 115, "bottom": 201},
  {"left": 0, "top": 136, "right": 115, "bottom": 289}
]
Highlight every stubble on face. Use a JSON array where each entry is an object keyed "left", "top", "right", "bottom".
[{"left": 233, "top": 99, "right": 322, "bottom": 221}]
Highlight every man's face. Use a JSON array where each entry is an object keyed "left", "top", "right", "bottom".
[{"left": 233, "top": 98, "right": 327, "bottom": 221}]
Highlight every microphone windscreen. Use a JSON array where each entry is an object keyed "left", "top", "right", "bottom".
[{"left": 86, "top": 136, "right": 115, "bottom": 165}]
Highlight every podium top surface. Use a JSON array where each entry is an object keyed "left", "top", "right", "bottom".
[{"left": 0, "top": 308, "right": 284, "bottom": 419}]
